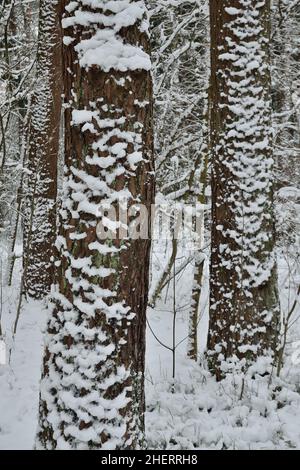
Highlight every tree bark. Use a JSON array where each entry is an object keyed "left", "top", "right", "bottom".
[
  {"left": 37, "top": 0, "right": 154, "bottom": 449},
  {"left": 207, "top": 0, "right": 280, "bottom": 380},
  {"left": 24, "top": 0, "right": 62, "bottom": 298}
]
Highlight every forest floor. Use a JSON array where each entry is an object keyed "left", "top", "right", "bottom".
[
  {"left": 145, "top": 240, "right": 300, "bottom": 449},
  {"left": 0, "top": 238, "right": 300, "bottom": 450}
]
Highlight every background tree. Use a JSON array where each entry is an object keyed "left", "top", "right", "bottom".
[
  {"left": 272, "top": 0, "right": 300, "bottom": 189},
  {"left": 23, "top": 0, "right": 62, "bottom": 299},
  {"left": 149, "top": 0, "right": 209, "bottom": 360},
  {"left": 271, "top": 0, "right": 300, "bottom": 375},
  {"left": 208, "top": 0, "right": 280, "bottom": 379},
  {"left": 0, "top": 0, "right": 37, "bottom": 240}
]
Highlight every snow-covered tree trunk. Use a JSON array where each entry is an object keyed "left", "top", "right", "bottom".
[
  {"left": 5, "top": 96, "right": 32, "bottom": 286},
  {"left": 36, "top": 0, "right": 154, "bottom": 449},
  {"left": 150, "top": 1, "right": 209, "bottom": 358},
  {"left": 187, "top": 154, "right": 208, "bottom": 360},
  {"left": 187, "top": 251, "right": 204, "bottom": 360},
  {"left": 207, "top": 0, "right": 280, "bottom": 379},
  {"left": 23, "top": 0, "right": 62, "bottom": 298},
  {"left": 272, "top": 0, "right": 300, "bottom": 190}
]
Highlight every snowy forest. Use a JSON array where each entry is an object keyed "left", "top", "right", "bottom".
[{"left": 0, "top": 0, "right": 300, "bottom": 453}]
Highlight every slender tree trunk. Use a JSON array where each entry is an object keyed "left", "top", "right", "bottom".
[
  {"left": 0, "top": 0, "right": 15, "bottom": 228},
  {"left": 36, "top": 0, "right": 154, "bottom": 449},
  {"left": 272, "top": 2, "right": 299, "bottom": 190},
  {"left": 207, "top": 0, "right": 280, "bottom": 380},
  {"left": 24, "top": 0, "right": 62, "bottom": 299},
  {"left": 149, "top": 238, "right": 177, "bottom": 307},
  {"left": 187, "top": 146, "right": 208, "bottom": 361},
  {"left": 6, "top": 95, "right": 32, "bottom": 286},
  {"left": 186, "top": 114, "right": 209, "bottom": 362}
]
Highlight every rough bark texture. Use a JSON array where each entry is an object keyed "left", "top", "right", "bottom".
[
  {"left": 24, "top": 0, "right": 62, "bottom": 299},
  {"left": 37, "top": 0, "right": 154, "bottom": 449},
  {"left": 207, "top": 0, "right": 280, "bottom": 379}
]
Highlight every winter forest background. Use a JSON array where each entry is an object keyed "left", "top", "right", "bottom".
[{"left": 0, "top": 0, "right": 300, "bottom": 451}]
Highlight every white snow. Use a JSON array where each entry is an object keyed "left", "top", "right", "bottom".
[{"left": 63, "top": 0, "right": 151, "bottom": 72}]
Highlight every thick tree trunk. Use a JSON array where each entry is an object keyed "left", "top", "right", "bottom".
[
  {"left": 207, "top": 0, "right": 280, "bottom": 380},
  {"left": 24, "top": 0, "right": 62, "bottom": 299},
  {"left": 37, "top": 0, "right": 154, "bottom": 449}
]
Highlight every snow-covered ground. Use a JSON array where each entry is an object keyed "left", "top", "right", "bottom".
[
  {"left": 0, "top": 262, "right": 46, "bottom": 449},
  {"left": 145, "top": 239, "right": 300, "bottom": 449},
  {"left": 0, "top": 236, "right": 300, "bottom": 449}
]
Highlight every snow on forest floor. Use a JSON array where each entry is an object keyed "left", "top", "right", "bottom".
[
  {"left": 0, "top": 278, "right": 46, "bottom": 449},
  {"left": 0, "top": 241, "right": 300, "bottom": 449}
]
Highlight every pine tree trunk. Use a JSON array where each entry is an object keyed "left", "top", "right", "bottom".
[
  {"left": 37, "top": 0, "right": 154, "bottom": 449},
  {"left": 272, "top": 3, "right": 299, "bottom": 189},
  {"left": 207, "top": 0, "right": 280, "bottom": 379},
  {"left": 24, "top": 0, "right": 62, "bottom": 299}
]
